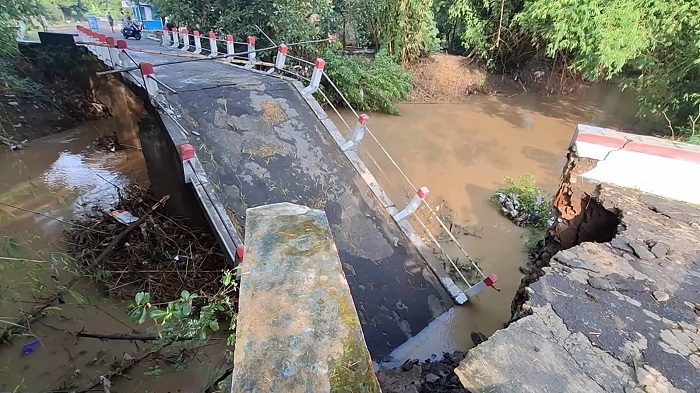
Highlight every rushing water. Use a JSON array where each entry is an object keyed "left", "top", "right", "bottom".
[
  {"left": 0, "top": 120, "right": 225, "bottom": 393},
  {"left": 329, "top": 84, "right": 643, "bottom": 362}
]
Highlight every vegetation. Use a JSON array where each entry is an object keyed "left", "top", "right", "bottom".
[
  {"left": 128, "top": 270, "right": 238, "bottom": 360},
  {"left": 493, "top": 173, "right": 552, "bottom": 229}
]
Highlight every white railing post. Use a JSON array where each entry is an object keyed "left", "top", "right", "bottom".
[
  {"left": 208, "top": 32, "right": 218, "bottom": 57},
  {"left": 87, "top": 31, "right": 96, "bottom": 54},
  {"left": 465, "top": 274, "right": 499, "bottom": 299},
  {"left": 340, "top": 114, "right": 370, "bottom": 151},
  {"left": 97, "top": 34, "right": 107, "bottom": 62},
  {"left": 245, "top": 36, "right": 256, "bottom": 68},
  {"left": 170, "top": 27, "right": 180, "bottom": 48},
  {"left": 226, "top": 34, "right": 235, "bottom": 56},
  {"left": 117, "top": 39, "right": 129, "bottom": 68},
  {"left": 161, "top": 26, "right": 169, "bottom": 46},
  {"left": 394, "top": 187, "right": 429, "bottom": 222},
  {"left": 181, "top": 28, "right": 189, "bottom": 51},
  {"left": 139, "top": 62, "right": 160, "bottom": 100},
  {"left": 275, "top": 43, "right": 288, "bottom": 69},
  {"left": 302, "top": 58, "right": 325, "bottom": 94},
  {"left": 105, "top": 36, "right": 117, "bottom": 67},
  {"left": 193, "top": 30, "right": 202, "bottom": 54}
]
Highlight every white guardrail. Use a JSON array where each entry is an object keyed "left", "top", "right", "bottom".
[{"left": 72, "top": 26, "right": 498, "bottom": 303}]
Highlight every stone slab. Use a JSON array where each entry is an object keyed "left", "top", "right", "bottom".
[{"left": 233, "top": 203, "right": 380, "bottom": 393}]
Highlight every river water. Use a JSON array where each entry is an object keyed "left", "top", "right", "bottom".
[
  {"left": 329, "top": 84, "right": 643, "bottom": 362},
  {"left": 0, "top": 84, "right": 641, "bottom": 388},
  {"left": 0, "top": 120, "right": 225, "bottom": 392}
]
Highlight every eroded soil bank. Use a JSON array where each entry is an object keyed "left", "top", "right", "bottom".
[{"left": 456, "top": 145, "right": 700, "bottom": 392}]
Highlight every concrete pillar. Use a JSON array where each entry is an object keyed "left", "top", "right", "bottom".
[
  {"left": 116, "top": 40, "right": 129, "bottom": 68},
  {"left": 208, "top": 31, "right": 218, "bottom": 57},
  {"left": 302, "top": 58, "right": 325, "bottom": 95},
  {"left": 161, "top": 26, "right": 170, "bottom": 46},
  {"left": 465, "top": 274, "right": 499, "bottom": 299},
  {"left": 105, "top": 36, "right": 117, "bottom": 67},
  {"left": 139, "top": 62, "right": 159, "bottom": 99},
  {"left": 244, "top": 36, "right": 256, "bottom": 68},
  {"left": 96, "top": 34, "right": 107, "bottom": 62},
  {"left": 275, "top": 44, "right": 287, "bottom": 69},
  {"left": 179, "top": 143, "right": 197, "bottom": 182},
  {"left": 170, "top": 27, "right": 179, "bottom": 48},
  {"left": 341, "top": 114, "right": 370, "bottom": 151},
  {"left": 193, "top": 30, "right": 202, "bottom": 54},
  {"left": 232, "top": 202, "right": 381, "bottom": 393},
  {"left": 226, "top": 34, "right": 234, "bottom": 56},
  {"left": 180, "top": 28, "right": 189, "bottom": 51},
  {"left": 394, "top": 187, "right": 429, "bottom": 222}
]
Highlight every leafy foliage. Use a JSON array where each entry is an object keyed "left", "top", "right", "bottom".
[
  {"left": 128, "top": 270, "right": 237, "bottom": 357},
  {"left": 321, "top": 48, "right": 412, "bottom": 114},
  {"left": 493, "top": 173, "right": 552, "bottom": 229},
  {"left": 443, "top": 0, "right": 700, "bottom": 137}
]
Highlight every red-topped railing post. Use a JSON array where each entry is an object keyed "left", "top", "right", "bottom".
[
  {"left": 394, "top": 187, "right": 429, "bottom": 222},
  {"left": 208, "top": 32, "right": 218, "bottom": 57},
  {"left": 302, "top": 58, "right": 325, "bottom": 94},
  {"left": 170, "top": 27, "right": 179, "bottom": 48},
  {"left": 226, "top": 34, "right": 235, "bottom": 56},
  {"left": 245, "top": 36, "right": 256, "bottom": 68},
  {"left": 193, "top": 30, "right": 202, "bottom": 54},
  {"left": 341, "top": 114, "right": 370, "bottom": 151},
  {"left": 180, "top": 28, "right": 190, "bottom": 51}
]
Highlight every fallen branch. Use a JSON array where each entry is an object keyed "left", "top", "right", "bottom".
[{"left": 77, "top": 330, "right": 193, "bottom": 342}]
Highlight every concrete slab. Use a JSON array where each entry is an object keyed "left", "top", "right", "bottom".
[
  {"left": 115, "top": 45, "right": 450, "bottom": 360},
  {"left": 457, "top": 165, "right": 700, "bottom": 392},
  {"left": 233, "top": 203, "right": 380, "bottom": 393}
]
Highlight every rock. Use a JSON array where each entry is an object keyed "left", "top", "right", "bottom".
[
  {"left": 630, "top": 241, "right": 655, "bottom": 260},
  {"left": 651, "top": 242, "right": 670, "bottom": 258},
  {"left": 425, "top": 373, "right": 440, "bottom": 383},
  {"left": 610, "top": 237, "right": 634, "bottom": 252},
  {"left": 652, "top": 291, "right": 670, "bottom": 302},
  {"left": 471, "top": 331, "right": 488, "bottom": 346},
  {"left": 7, "top": 101, "right": 19, "bottom": 106},
  {"left": 588, "top": 277, "right": 616, "bottom": 291}
]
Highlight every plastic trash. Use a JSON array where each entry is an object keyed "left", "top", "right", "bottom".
[
  {"left": 109, "top": 209, "right": 139, "bottom": 225},
  {"left": 22, "top": 338, "right": 41, "bottom": 356}
]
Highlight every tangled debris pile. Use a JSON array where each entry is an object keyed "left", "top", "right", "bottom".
[
  {"left": 65, "top": 184, "right": 230, "bottom": 302},
  {"left": 377, "top": 351, "right": 471, "bottom": 393}
]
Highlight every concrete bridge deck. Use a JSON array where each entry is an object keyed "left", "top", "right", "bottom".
[{"left": 83, "top": 33, "right": 449, "bottom": 360}]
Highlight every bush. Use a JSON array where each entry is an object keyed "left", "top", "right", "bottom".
[
  {"left": 492, "top": 174, "right": 552, "bottom": 229},
  {"left": 320, "top": 48, "right": 413, "bottom": 115}
]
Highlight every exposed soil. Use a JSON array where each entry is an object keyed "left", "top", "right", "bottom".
[
  {"left": 405, "top": 53, "right": 588, "bottom": 104},
  {"left": 1, "top": 41, "right": 112, "bottom": 146},
  {"left": 376, "top": 351, "right": 471, "bottom": 393}
]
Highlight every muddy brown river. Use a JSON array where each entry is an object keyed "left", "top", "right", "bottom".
[
  {"left": 0, "top": 84, "right": 641, "bottom": 389},
  {"left": 330, "top": 84, "right": 643, "bottom": 362},
  {"left": 0, "top": 120, "right": 225, "bottom": 392}
]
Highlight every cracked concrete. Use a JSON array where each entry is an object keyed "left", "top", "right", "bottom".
[{"left": 457, "top": 138, "right": 700, "bottom": 392}]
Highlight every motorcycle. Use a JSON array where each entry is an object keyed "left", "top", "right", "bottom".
[{"left": 121, "top": 22, "right": 142, "bottom": 40}]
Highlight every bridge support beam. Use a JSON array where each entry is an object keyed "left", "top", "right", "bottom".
[
  {"left": 232, "top": 202, "right": 381, "bottom": 393},
  {"left": 193, "top": 31, "right": 202, "bottom": 54}
]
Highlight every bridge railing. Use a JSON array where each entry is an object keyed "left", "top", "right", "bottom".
[{"left": 72, "top": 24, "right": 498, "bottom": 303}]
